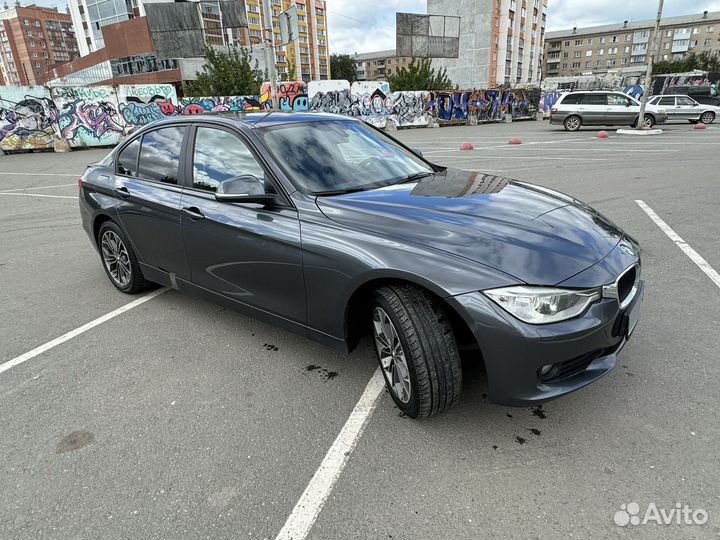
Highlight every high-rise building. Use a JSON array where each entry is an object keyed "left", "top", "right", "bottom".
[
  {"left": 428, "top": 0, "right": 547, "bottom": 88},
  {"left": 67, "top": 0, "right": 330, "bottom": 80},
  {"left": 544, "top": 11, "right": 720, "bottom": 78},
  {"left": 0, "top": 5, "right": 80, "bottom": 85}
]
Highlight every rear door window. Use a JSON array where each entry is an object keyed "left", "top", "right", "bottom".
[
  {"left": 658, "top": 97, "right": 675, "bottom": 106},
  {"left": 137, "top": 126, "right": 186, "bottom": 185},
  {"left": 117, "top": 138, "right": 140, "bottom": 177},
  {"left": 677, "top": 96, "right": 696, "bottom": 106},
  {"left": 608, "top": 94, "right": 632, "bottom": 106},
  {"left": 580, "top": 93, "right": 608, "bottom": 105}
]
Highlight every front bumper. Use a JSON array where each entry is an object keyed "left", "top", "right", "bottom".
[{"left": 448, "top": 279, "right": 644, "bottom": 406}]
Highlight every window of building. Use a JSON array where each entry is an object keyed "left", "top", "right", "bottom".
[
  {"left": 574, "top": 51, "right": 581, "bottom": 57},
  {"left": 23, "top": 19, "right": 29, "bottom": 26},
  {"left": 692, "top": 40, "right": 699, "bottom": 47},
  {"left": 612, "top": 35, "right": 618, "bottom": 42},
  {"left": 665, "top": 29, "right": 672, "bottom": 37},
  {"left": 600, "top": 36, "right": 605, "bottom": 44},
  {"left": 598, "top": 48, "right": 604, "bottom": 55},
  {"left": 564, "top": 40, "right": 570, "bottom": 46},
  {"left": 664, "top": 42, "right": 670, "bottom": 49},
  {"left": 138, "top": 127, "right": 186, "bottom": 185},
  {"left": 563, "top": 51, "right": 568, "bottom": 57},
  {"left": 693, "top": 27, "right": 700, "bottom": 34},
  {"left": 621, "top": 58, "right": 628, "bottom": 64},
  {"left": 575, "top": 39, "right": 582, "bottom": 45},
  {"left": 34, "top": 21, "right": 40, "bottom": 27},
  {"left": 708, "top": 26, "right": 714, "bottom": 33},
  {"left": 587, "top": 38, "right": 593, "bottom": 44},
  {"left": 586, "top": 50, "right": 592, "bottom": 56},
  {"left": 562, "top": 62, "right": 567, "bottom": 68},
  {"left": 624, "top": 45, "right": 630, "bottom": 52},
  {"left": 625, "top": 34, "right": 632, "bottom": 41},
  {"left": 572, "top": 61, "right": 580, "bottom": 68},
  {"left": 705, "top": 39, "right": 713, "bottom": 46},
  {"left": 585, "top": 61, "right": 591, "bottom": 67}
]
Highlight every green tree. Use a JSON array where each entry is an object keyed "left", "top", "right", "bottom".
[
  {"left": 329, "top": 53, "right": 357, "bottom": 82},
  {"left": 653, "top": 52, "right": 720, "bottom": 75},
  {"left": 386, "top": 58, "right": 453, "bottom": 91},
  {"left": 185, "top": 46, "right": 263, "bottom": 96},
  {"left": 287, "top": 61, "right": 297, "bottom": 81}
]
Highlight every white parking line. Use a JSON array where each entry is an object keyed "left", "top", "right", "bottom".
[
  {"left": 275, "top": 368, "right": 385, "bottom": 540},
  {"left": 0, "top": 192, "right": 77, "bottom": 199},
  {"left": 0, "top": 288, "right": 168, "bottom": 376},
  {"left": 0, "top": 183, "right": 76, "bottom": 192},
  {"left": 636, "top": 200, "right": 720, "bottom": 290}
]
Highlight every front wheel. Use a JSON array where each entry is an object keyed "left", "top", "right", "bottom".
[
  {"left": 700, "top": 111, "right": 715, "bottom": 124},
  {"left": 371, "top": 285, "right": 462, "bottom": 418},
  {"left": 98, "top": 221, "right": 147, "bottom": 294}
]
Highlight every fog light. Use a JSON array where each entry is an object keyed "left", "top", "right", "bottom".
[{"left": 539, "top": 364, "right": 553, "bottom": 376}]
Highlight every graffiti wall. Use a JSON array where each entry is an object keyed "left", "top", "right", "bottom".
[
  {"left": 52, "top": 86, "right": 124, "bottom": 147},
  {"left": 117, "top": 84, "right": 178, "bottom": 133},
  {"left": 0, "top": 86, "right": 58, "bottom": 152},
  {"left": 178, "top": 95, "right": 261, "bottom": 115},
  {"left": 1, "top": 80, "right": 542, "bottom": 153}
]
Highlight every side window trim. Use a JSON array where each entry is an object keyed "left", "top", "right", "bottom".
[
  {"left": 115, "top": 136, "right": 141, "bottom": 178},
  {"left": 186, "top": 122, "right": 295, "bottom": 209}
]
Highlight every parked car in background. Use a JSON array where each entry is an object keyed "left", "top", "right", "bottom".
[
  {"left": 550, "top": 91, "right": 668, "bottom": 131},
  {"left": 647, "top": 94, "right": 719, "bottom": 124},
  {"left": 79, "top": 113, "right": 644, "bottom": 419},
  {"left": 664, "top": 85, "right": 720, "bottom": 106}
]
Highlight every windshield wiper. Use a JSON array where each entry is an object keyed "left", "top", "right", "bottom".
[
  {"left": 314, "top": 187, "right": 369, "bottom": 196},
  {"left": 394, "top": 172, "right": 434, "bottom": 184}
]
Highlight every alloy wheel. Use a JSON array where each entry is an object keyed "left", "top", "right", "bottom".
[
  {"left": 372, "top": 307, "right": 412, "bottom": 403},
  {"left": 701, "top": 112, "right": 714, "bottom": 124},
  {"left": 643, "top": 116, "right": 653, "bottom": 128},
  {"left": 565, "top": 117, "right": 580, "bottom": 130},
  {"left": 101, "top": 230, "right": 132, "bottom": 288}
]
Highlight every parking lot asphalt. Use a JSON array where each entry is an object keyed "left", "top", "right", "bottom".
[{"left": 1, "top": 120, "right": 719, "bottom": 539}]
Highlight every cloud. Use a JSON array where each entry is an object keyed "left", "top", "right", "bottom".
[
  {"left": 546, "top": 0, "right": 718, "bottom": 31},
  {"left": 327, "top": 0, "right": 425, "bottom": 55}
]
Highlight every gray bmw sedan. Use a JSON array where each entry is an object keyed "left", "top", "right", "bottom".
[{"left": 79, "top": 112, "right": 644, "bottom": 418}]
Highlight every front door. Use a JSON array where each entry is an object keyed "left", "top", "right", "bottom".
[
  {"left": 675, "top": 96, "right": 702, "bottom": 121},
  {"left": 113, "top": 125, "right": 191, "bottom": 279},
  {"left": 656, "top": 96, "right": 678, "bottom": 121},
  {"left": 179, "top": 125, "right": 306, "bottom": 323},
  {"left": 606, "top": 93, "right": 635, "bottom": 125}
]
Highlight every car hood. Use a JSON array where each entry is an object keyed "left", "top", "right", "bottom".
[{"left": 315, "top": 168, "right": 624, "bottom": 285}]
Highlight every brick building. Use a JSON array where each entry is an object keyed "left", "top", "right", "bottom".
[
  {"left": 353, "top": 50, "right": 413, "bottom": 82},
  {"left": 0, "top": 5, "right": 80, "bottom": 85}
]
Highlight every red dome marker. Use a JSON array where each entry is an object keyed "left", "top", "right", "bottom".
[
  {"left": 597, "top": 130, "right": 609, "bottom": 139},
  {"left": 695, "top": 122, "right": 707, "bottom": 130},
  {"left": 508, "top": 137, "right": 522, "bottom": 145},
  {"left": 460, "top": 142, "right": 474, "bottom": 150}
]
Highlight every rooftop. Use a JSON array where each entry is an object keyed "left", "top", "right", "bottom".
[
  {"left": 353, "top": 49, "right": 399, "bottom": 62},
  {"left": 546, "top": 11, "right": 720, "bottom": 39}
]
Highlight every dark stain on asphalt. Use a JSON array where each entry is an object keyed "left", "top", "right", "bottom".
[
  {"left": 56, "top": 431, "right": 95, "bottom": 454},
  {"left": 304, "top": 364, "right": 338, "bottom": 382},
  {"left": 263, "top": 343, "right": 279, "bottom": 351},
  {"left": 526, "top": 428, "right": 541, "bottom": 436},
  {"left": 514, "top": 435, "right": 527, "bottom": 445},
  {"left": 481, "top": 393, "right": 487, "bottom": 399},
  {"left": 626, "top": 371, "right": 635, "bottom": 377},
  {"left": 531, "top": 406, "right": 547, "bottom": 419},
  {"left": 492, "top": 445, "right": 498, "bottom": 450},
  {"left": 506, "top": 413, "right": 513, "bottom": 418}
]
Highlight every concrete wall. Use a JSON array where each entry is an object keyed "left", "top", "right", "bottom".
[
  {"left": 427, "top": 0, "right": 494, "bottom": 89},
  {"left": 0, "top": 86, "right": 57, "bottom": 151}
]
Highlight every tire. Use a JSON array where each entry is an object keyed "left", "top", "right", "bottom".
[
  {"left": 700, "top": 111, "right": 715, "bottom": 124},
  {"left": 642, "top": 114, "right": 655, "bottom": 128},
  {"left": 371, "top": 285, "right": 462, "bottom": 418},
  {"left": 563, "top": 115, "right": 581, "bottom": 131},
  {"left": 97, "top": 221, "right": 147, "bottom": 294}
]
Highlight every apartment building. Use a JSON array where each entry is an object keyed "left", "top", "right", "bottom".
[
  {"left": 243, "top": 0, "right": 329, "bottom": 81},
  {"left": 67, "top": 0, "right": 329, "bottom": 81},
  {"left": 545, "top": 10, "right": 720, "bottom": 78},
  {"left": 428, "top": 0, "right": 548, "bottom": 88},
  {"left": 353, "top": 49, "right": 413, "bottom": 81},
  {"left": 0, "top": 5, "right": 80, "bottom": 85}
]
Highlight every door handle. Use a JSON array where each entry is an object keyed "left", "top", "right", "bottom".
[
  {"left": 182, "top": 206, "right": 205, "bottom": 220},
  {"left": 115, "top": 186, "right": 131, "bottom": 199}
]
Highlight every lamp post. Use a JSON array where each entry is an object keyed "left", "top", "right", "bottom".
[{"left": 636, "top": 0, "right": 664, "bottom": 130}]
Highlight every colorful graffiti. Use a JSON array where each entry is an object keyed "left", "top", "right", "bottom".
[
  {"left": 117, "top": 84, "right": 178, "bottom": 131},
  {"left": 277, "top": 81, "right": 309, "bottom": 111},
  {"left": 52, "top": 86, "right": 123, "bottom": 147},
  {"left": 178, "top": 95, "right": 261, "bottom": 115},
  {"left": 540, "top": 91, "right": 562, "bottom": 114},
  {"left": 0, "top": 86, "right": 58, "bottom": 151}
]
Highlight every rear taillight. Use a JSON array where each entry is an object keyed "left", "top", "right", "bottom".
[
  {"left": 550, "top": 107, "right": 558, "bottom": 113},
  {"left": 78, "top": 176, "right": 84, "bottom": 190}
]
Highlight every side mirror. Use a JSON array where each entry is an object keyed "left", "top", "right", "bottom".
[
  {"left": 411, "top": 147, "right": 424, "bottom": 157},
  {"left": 215, "top": 175, "right": 271, "bottom": 204}
]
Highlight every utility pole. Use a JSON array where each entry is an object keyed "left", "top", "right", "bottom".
[
  {"left": 262, "top": 0, "right": 279, "bottom": 110},
  {"left": 637, "top": 0, "right": 664, "bottom": 130}
]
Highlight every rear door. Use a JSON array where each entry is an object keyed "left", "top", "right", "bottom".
[
  {"left": 578, "top": 93, "right": 607, "bottom": 125},
  {"left": 656, "top": 96, "right": 678, "bottom": 121},
  {"left": 113, "top": 125, "right": 191, "bottom": 279},
  {"left": 179, "top": 124, "right": 306, "bottom": 323}
]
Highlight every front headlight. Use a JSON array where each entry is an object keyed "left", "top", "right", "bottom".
[{"left": 483, "top": 286, "right": 601, "bottom": 324}]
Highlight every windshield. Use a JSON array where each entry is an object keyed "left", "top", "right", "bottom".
[{"left": 257, "top": 120, "right": 434, "bottom": 194}]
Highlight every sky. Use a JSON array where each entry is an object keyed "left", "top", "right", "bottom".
[{"left": 9, "top": 0, "right": 720, "bottom": 55}]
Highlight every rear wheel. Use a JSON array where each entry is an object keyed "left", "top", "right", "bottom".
[
  {"left": 563, "top": 115, "right": 581, "bottom": 131},
  {"left": 700, "top": 111, "right": 715, "bottom": 124},
  {"left": 642, "top": 114, "right": 655, "bottom": 128},
  {"left": 371, "top": 285, "right": 462, "bottom": 418},
  {"left": 98, "top": 221, "right": 147, "bottom": 294}
]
